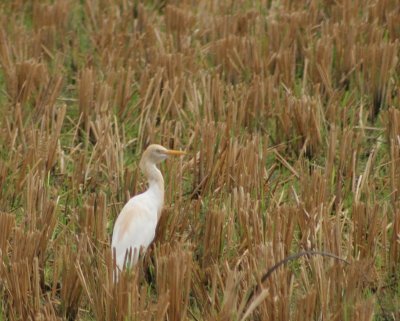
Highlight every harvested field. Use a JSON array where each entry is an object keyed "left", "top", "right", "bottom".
[{"left": 0, "top": 0, "right": 399, "bottom": 320}]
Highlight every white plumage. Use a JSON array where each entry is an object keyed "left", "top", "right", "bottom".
[{"left": 111, "top": 144, "right": 185, "bottom": 276}]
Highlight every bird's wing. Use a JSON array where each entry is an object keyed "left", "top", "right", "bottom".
[{"left": 111, "top": 197, "right": 158, "bottom": 268}]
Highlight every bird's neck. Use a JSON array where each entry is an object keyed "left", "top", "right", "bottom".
[{"left": 142, "top": 163, "right": 165, "bottom": 211}]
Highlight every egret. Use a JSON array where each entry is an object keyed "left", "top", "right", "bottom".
[{"left": 111, "top": 144, "right": 185, "bottom": 275}]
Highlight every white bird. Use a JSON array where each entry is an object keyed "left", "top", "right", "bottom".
[{"left": 111, "top": 144, "right": 185, "bottom": 275}]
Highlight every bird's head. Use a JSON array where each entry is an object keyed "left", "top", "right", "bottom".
[{"left": 140, "top": 144, "right": 186, "bottom": 169}]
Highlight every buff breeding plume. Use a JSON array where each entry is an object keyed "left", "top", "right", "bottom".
[{"left": 111, "top": 144, "right": 185, "bottom": 275}]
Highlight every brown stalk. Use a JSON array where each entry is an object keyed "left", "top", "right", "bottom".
[{"left": 242, "top": 251, "right": 350, "bottom": 320}]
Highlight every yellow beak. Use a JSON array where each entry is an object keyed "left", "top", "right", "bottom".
[{"left": 164, "top": 149, "right": 186, "bottom": 156}]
